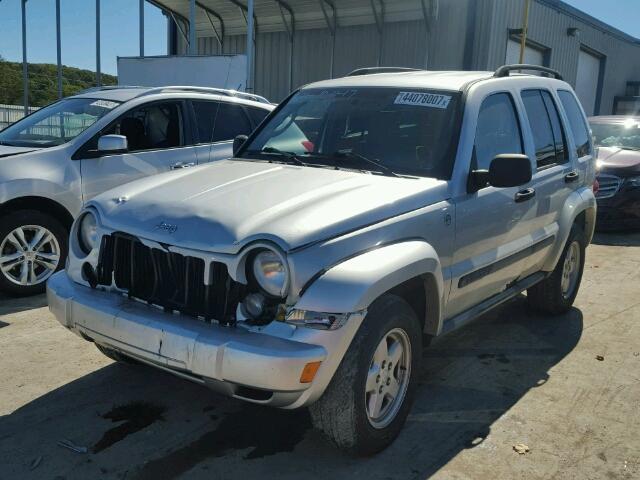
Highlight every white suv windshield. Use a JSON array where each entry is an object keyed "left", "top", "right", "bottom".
[
  {"left": 0, "top": 97, "right": 120, "bottom": 148},
  {"left": 241, "top": 87, "right": 462, "bottom": 178}
]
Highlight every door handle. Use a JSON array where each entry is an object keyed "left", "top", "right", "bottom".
[
  {"left": 515, "top": 188, "right": 536, "bottom": 203},
  {"left": 564, "top": 171, "right": 579, "bottom": 183},
  {"left": 170, "top": 162, "right": 196, "bottom": 170}
]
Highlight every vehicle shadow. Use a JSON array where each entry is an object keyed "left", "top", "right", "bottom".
[
  {"left": 592, "top": 230, "right": 640, "bottom": 246},
  {"left": 0, "top": 296, "right": 582, "bottom": 480},
  {"left": 0, "top": 292, "right": 47, "bottom": 316}
]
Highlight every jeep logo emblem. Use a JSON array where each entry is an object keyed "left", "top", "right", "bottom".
[{"left": 155, "top": 222, "right": 178, "bottom": 234}]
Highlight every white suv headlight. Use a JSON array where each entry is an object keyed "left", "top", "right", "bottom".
[
  {"left": 78, "top": 211, "right": 98, "bottom": 254},
  {"left": 251, "top": 248, "right": 289, "bottom": 298}
]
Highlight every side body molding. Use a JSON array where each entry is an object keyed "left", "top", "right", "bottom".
[
  {"left": 294, "top": 240, "right": 444, "bottom": 329},
  {"left": 542, "top": 186, "right": 597, "bottom": 272}
]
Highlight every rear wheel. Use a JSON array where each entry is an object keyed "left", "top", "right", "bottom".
[
  {"left": 527, "top": 224, "right": 586, "bottom": 314},
  {"left": 0, "top": 210, "right": 67, "bottom": 296},
  {"left": 310, "top": 294, "right": 421, "bottom": 455}
]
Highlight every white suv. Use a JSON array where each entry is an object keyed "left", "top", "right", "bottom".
[
  {"left": 48, "top": 65, "right": 597, "bottom": 454},
  {"left": 0, "top": 86, "right": 273, "bottom": 295}
]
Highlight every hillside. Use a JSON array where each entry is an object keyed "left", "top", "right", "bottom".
[{"left": 0, "top": 59, "right": 117, "bottom": 106}]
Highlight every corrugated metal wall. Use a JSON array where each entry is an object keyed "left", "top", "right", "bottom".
[
  {"left": 189, "top": 0, "right": 639, "bottom": 112},
  {"left": 193, "top": 0, "right": 473, "bottom": 102},
  {"left": 472, "top": 0, "right": 640, "bottom": 114}
]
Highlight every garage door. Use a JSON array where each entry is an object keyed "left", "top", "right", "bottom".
[
  {"left": 575, "top": 49, "right": 602, "bottom": 116},
  {"left": 506, "top": 39, "right": 545, "bottom": 69}
]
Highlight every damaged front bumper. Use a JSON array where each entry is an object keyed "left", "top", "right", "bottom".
[{"left": 47, "top": 271, "right": 365, "bottom": 408}]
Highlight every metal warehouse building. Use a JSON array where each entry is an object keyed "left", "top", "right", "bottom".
[{"left": 153, "top": 0, "right": 640, "bottom": 114}]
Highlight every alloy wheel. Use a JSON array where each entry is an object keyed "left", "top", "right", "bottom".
[
  {"left": 0, "top": 225, "right": 61, "bottom": 286},
  {"left": 365, "top": 327, "right": 412, "bottom": 429},
  {"left": 561, "top": 240, "right": 581, "bottom": 299}
]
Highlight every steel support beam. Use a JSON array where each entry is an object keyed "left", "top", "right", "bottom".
[
  {"left": 189, "top": 0, "right": 197, "bottom": 54},
  {"left": 146, "top": 0, "right": 190, "bottom": 53},
  {"left": 420, "top": 0, "right": 437, "bottom": 68},
  {"left": 246, "top": 0, "right": 254, "bottom": 92},
  {"left": 370, "top": 0, "right": 384, "bottom": 67},
  {"left": 197, "top": 1, "right": 225, "bottom": 51},
  {"left": 96, "top": 0, "right": 101, "bottom": 86},
  {"left": 319, "top": 0, "right": 337, "bottom": 78},
  {"left": 228, "top": 0, "right": 259, "bottom": 36},
  {"left": 276, "top": 1, "right": 295, "bottom": 92},
  {"left": 56, "top": 0, "right": 62, "bottom": 99},
  {"left": 21, "top": 0, "right": 28, "bottom": 114},
  {"left": 139, "top": 0, "right": 145, "bottom": 56}
]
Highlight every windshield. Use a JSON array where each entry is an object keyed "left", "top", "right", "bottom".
[
  {"left": 0, "top": 97, "right": 120, "bottom": 148},
  {"left": 591, "top": 120, "right": 640, "bottom": 151},
  {"left": 240, "top": 87, "right": 462, "bottom": 178}
]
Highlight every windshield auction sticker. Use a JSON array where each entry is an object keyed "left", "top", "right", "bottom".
[
  {"left": 90, "top": 100, "right": 119, "bottom": 110},
  {"left": 394, "top": 92, "right": 451, "bottom": 109}
]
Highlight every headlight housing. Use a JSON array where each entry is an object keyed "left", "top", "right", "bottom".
[
  {"left": 625, "top": 176, "right": 640, "bottom": 188},
  {"left": 285, "top": 309, "right": 350, "bottom": 330},
  {"left": 77, "top": 211, "right": 99, "bottom": 254},
  {"left": 251, "top": 248, "right": 289, "bottom": 298}
]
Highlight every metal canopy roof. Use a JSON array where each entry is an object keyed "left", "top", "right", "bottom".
[{"left": 151, "top": 0, "right": 430, "bottom": 38}]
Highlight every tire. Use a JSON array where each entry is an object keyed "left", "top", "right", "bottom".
[
  {"left": 309, "top": 294, "right": 422, "bottom": 456},
  {"left": 527, "top": 224, "right": 586, "bottom": 315},
  {"left": 0, "top": 210, "right": 68, "bottom": 296},
  {"left": 96, "top": 344, "right": 139, "bottom": 365}
]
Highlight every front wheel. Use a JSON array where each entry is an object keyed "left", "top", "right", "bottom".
[
  {"left": 527, "top": 224, "right": 586, "bottom": 315},
  {"left": 310, "top": 294, "right": 421, "bottom": 455},
  {"left": 0, "top": 210, "right": 68, "bottom": 296}
]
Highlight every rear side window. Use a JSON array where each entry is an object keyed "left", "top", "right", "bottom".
[
  {"left": 474, "top": 93, "right": 523, "bottom": 170},
  {"left": 521, "top": 90, "right": 567, "bottom": 168},
  {"left": 192, "top": 101, "right": 219, "bottom": 143},
  {"left": 541, "top": 91, "right": 568, "bottom": 163},
  {"left": 558, "top": 90, "right": 592, "bottom": 158},
  {"left": 213, "top": 103, "right": 252, "bottom": 142},
  {"left": 246, "top": 107, "right": 270, "bottom": 128}
]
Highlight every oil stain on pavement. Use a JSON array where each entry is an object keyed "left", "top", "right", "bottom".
[
  {"left": 93, "top": 402, "right": 165, "bottom": 453},
  {"left": 134, "top": 405, "right": 311, "bottom": 480}
]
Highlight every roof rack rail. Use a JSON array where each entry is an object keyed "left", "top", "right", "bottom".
[
  {"left": 77, "top": 85, "right": 145, "bottom": 94},
  {"left": 346, "top": 67, "right": 422, "bottom": 77},
  {"left": 494, "top": 64, "right": 563, "bottom": 80},
  {"left": 135, "top": 86, "right": 271, "bottom": 104}
]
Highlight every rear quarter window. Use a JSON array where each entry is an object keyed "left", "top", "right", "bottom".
[{"left": 558, "top": 90, "right": 592, "bottom": 158}]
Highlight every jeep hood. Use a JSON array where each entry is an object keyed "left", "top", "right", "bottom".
[{"left": 92, "top": 159, "right": 448, "bottom": 253}]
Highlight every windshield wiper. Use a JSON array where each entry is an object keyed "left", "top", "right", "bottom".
[
  {"left": 249, "top": 147, "right": 308, "bottom": 166},
  {"left": 325, "top": 151, "right": 400, "bottom": 177}
]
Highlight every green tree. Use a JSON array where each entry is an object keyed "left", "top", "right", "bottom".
[{"left": 0, "top": 59, "right": 116, "bottom": 106}]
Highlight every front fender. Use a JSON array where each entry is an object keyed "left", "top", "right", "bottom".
[
  {"left": 294, "top": 240, "right": 444, "bottom": 316},
  {"left": 0, "top": 178, "right": 81, "bottom": 217},
  {"left": 542, "top": 186, "right": 597, "bottom": 271}
]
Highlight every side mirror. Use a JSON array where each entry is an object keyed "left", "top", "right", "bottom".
[
  {"left": 233, "top": 135, "right": 248, "bottom": 156},
  {"left": 97, "top": 134, "right": 128, "bottom": 154},
  {"left": 469, "top": 154, "right": 532, "bottom": 191},
  {"left": 489, "top": 154, "right": 532, "bottom": 187}
]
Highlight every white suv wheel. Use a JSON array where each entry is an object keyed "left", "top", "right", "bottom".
[{"left": 0, "top": 225, "right": 61, "bottom": 286}]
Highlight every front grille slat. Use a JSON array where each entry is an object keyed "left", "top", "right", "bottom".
[
  {"left": 96, "top": 233, "right": 237, "bottom": 323},
  {"left": 596, "top": 174, "right": 622, "bottom": 199}
]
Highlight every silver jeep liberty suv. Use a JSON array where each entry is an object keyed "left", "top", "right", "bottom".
[{"left": 48, "top": 65, "right": 597, "bottom": 455}]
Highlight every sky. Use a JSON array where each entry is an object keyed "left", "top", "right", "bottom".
[
  {"left": 0, "top": 0, "right": 167, "bottom": 75},
  {"left": 0, "top": 0, "right": 638, "bottom": 76},
  {"left": 563, "top": 0, "right": 640, "bottom": 39}
]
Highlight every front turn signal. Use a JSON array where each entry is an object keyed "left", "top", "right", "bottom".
[{"left": 300, "top": 361, "right": 322, "bottom": 383}]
